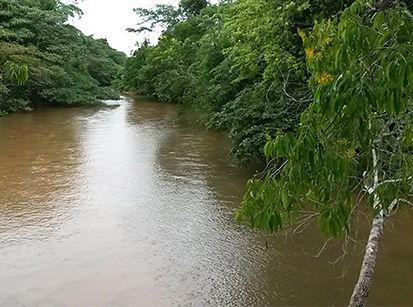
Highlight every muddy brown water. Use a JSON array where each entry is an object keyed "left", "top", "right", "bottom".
[{"left": 0, "top": 97, "right": 412, "bottom": 306}]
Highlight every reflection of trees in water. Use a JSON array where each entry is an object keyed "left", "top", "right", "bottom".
[
  {"left": 125, "top": 98, "right": 177, "bottom": 126},
  {"left": 0, "top": 108, "right": 91, "bottom": 241},
  {"left": 157, "top": 120, "right": 256, "bottom": 204},
  {"left": 126, "top": 97, "right": 247, "bottom": 196}
]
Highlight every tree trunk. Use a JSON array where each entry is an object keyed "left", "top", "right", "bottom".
[
  {"left": 351, "top": 124, "right": 386, "bottom": 306},
  {"left": 349, "top": 213, "right": 385, "bottom": 307}
]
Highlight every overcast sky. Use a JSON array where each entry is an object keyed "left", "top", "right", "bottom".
[{"left": 71, "top": 0, "right": 180, "bottom": 55}]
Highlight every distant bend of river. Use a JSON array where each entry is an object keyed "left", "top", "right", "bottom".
[{"left": 0, "top": 96, "right": 412, "bottom": 306}]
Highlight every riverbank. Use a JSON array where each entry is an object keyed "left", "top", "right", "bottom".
[{"left": 0, "top": 92, "right": 122, "bottom": 118}]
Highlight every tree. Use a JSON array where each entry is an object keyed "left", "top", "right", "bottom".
[
  {"left": 238, "top": 0, "right": 413, "bottom": 305},
  {"left": 127, "top": 5, "right": 181, "bottom": 34},
  {"left": 0, "top": 0, "right": 125, "bottom": 115},
  {"left": 179, "top": 0, "right": 209, "bottom": 16}
]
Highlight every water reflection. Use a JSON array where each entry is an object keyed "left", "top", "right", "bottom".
[{"left": 0, "top": 98, "right": 412, "bottom": 306}]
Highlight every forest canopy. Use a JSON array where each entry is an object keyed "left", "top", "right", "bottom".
[{"left": 0, "top": 0, "right": 126, "bottom": 115}]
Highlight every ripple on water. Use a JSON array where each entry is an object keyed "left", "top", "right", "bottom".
[{"left": 0, "top": 98, "right": 412, "bottom": 306}]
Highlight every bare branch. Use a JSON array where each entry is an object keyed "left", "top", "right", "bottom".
[
  {"left": 398, "top": 198, "right": 413, "bottom": 207},
  {"left": 313, "top": 238, "right": 333, "bottom": 258}
]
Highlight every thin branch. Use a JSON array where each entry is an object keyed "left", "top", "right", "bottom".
[
  {"left": 313, "top": 238, "right": 333, "bottom": 258},
  {"left": 377, "top": 176, "right": 412, "bottom": 187},
  {"left": 293, "top": 213, "right": 318, "bottom": 234}
]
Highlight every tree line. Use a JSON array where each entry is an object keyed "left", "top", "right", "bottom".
[{"left": 0, "top": 0, "right": 126, "bottom": 116}]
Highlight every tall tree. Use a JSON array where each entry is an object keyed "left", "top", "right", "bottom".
[{"left": 238, "top": 0, "right": 413, "bottom": 305}]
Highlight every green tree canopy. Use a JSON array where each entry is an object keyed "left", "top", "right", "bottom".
[
  {"left": 0, "top": 0, "right": 126, "bottom": 115},
  {"left": 238, "top": 0, "right": 413, "bottom": 305}
]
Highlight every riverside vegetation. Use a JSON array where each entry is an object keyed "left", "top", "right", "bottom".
[
  {"left": 122, "top": 0, "right": 413, "bottom": 305},
  {"left": 1, "top": 0, "right": 412, "bottom": 305},
  {"left": 0, "top": 0, "right": 126, "bottom": 116}
]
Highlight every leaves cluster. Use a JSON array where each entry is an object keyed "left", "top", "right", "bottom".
[{"left": 239, "top": 0, "right": 413, "bottom": 237}]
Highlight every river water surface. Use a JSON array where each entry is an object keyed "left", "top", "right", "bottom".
[{"left": 0, "top": 97, "right": 412, "bottom": 306}]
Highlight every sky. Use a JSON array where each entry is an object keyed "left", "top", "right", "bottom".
[{"left": 70, "top": 0, "right": 180, "bottom": 55}]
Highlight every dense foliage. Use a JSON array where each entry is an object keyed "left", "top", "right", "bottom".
[
  {"left": 122, "top": 0, "right": 354, "bottom": 164},
  {"left": 235, "top": 0, "right": 413, "bottom": 305},
  {"left": 239, "top": 0, "right": 413, "bottom": 235},
  {"left": 0, "top": 0, "right": 126, "bottom": 116}
]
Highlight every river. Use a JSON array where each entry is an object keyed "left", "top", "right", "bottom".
[{"left": 0, "top": 97, "right": 412, "bottom": 306}]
